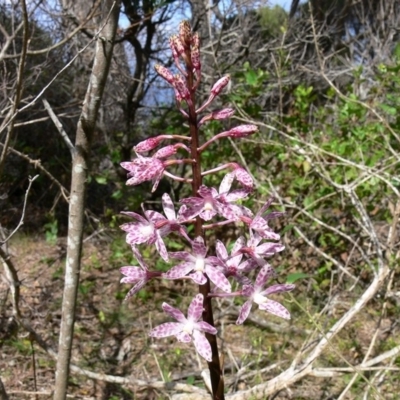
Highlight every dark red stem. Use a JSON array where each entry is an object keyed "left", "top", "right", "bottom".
[{"left": 186, "top": 53, "right": 225, "bottom": 399}]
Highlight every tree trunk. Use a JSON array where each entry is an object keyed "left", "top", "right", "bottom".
[{"left": 53, "top": 2, "right": 120, "bottom": 399}]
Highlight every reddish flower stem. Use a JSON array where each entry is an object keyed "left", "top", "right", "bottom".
[{"left": 186, "top": 54, "right": 225, "bottom": 400}]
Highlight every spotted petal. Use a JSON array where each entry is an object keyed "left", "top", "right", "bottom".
[
  {"left": 192, "top": 236, "right": 207, "bottom": 257},
  {"left": 163, "top": 262, "right": 194, "bottom": 280},
  {"left": 120, "top": 266, "right": 145, "bottom": 283},
  {"left": 259, "top": 300, "right": 291, "bottom": 319},
  {"left": 162, "top": 302, "right": 187, "bottom": 322},
  {"left": 149, "top": 322, "right": 184, "bottom": 338},
  {"left": 123, "top": 280, "right": 147, "bottom": 300},
  {"left": 255, "top": 264, "right": 276, "bottom": 289},
  {"left": 193, "top": 330, "right": 213, "bottom": 362},
  {"left": 205, "top": 265, "right": 231, "bottom": 293},
  {"left": 162, "top": 193, "right": 177, "bottom": 221},
  {"left": 196, "top": 321, "right": 218, "bottom": 335},
  {"left": 236, "top": 300, "right": 253, "bottom": 325},
  {"left": 187, "top": 294, "right": 204, "bottom": 321},
  {"left": 263, "top": 283, "right": 295, "bottom": 296}
]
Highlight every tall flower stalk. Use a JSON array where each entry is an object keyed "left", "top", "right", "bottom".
[{"left": 119, "top": 21, "right": 295, "bottom": 400}]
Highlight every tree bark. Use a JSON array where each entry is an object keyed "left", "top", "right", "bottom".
[{"left": 53, "top": 2, "right": 120, "bottom": 399}]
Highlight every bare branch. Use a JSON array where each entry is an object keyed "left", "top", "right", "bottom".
[{"left": 42, "top": 99, "right": 75, "bottom": 156}]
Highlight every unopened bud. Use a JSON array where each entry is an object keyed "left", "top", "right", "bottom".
[
  {"left": 134, "top": 137, "right": 163, "bottom": 153},
  {"left": 155, "top": 64, "right": 175, "bottom": 85},
  {"left": 199, "top": 108, "right": 235, "bottom": 125},
  {"left": 191, "top": 32, "right": 200, "bottom": 47},
  {"left": 179, "top": 20, "right": 192, "bottom": 48},
  {"left": 153, "top": 145, "right": 177, "bottom": 159},
  {"left": 174, "top": 74, "right": 190, "bottom": 99},
  {"left": 174, "top": 88, "right": 183, "bottom": 103},
  {"left": 211, "top": 75, "right": 230, "bottom": 96},
  {"left": 191, "top": 45, "right": 201, "bottom": 71},
  {"left": 212, "top": 108, "right": 235, "bottom": 120},
  {"left": 171, "top": 35, "right": 185, "bottom": 56},
  {"left": 226, "top": 124, "right": 258, "bottom": 138}
]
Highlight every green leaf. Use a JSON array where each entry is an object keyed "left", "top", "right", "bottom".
[
  {"left": 286, "top": 273, "right": 309, "bottom": 283},
  {"left": 245, "top": 70, "right": 258, "bottom": 86},
  {"left": 95, "top": 176, "right": 107, "bottom": 184},
  {"left": 186, "top": 376, "right": 195, "bottom": 385},
  {"left": 98, "top": 310, "right": 106, "bottom": 323},
  {"left": 379, "top": 103, "right": 397, "bottom": 116}
]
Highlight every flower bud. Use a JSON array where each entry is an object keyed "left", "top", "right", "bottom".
[
  {"left": 155, "top": 64, "right": 175, "bottom": 85},
  {"left": 191, "top": 45, "right": 201, "bottom": 72},
  {"left": 211, "top": 75, "right": 230, "bottom": 96},
  {"left": 226, "top": 124, "right": 258, "bottom": 138},
  {"left": 170, "top": 35, "right": 185, "bottom": 57},
  {"left": 212, "top": 108, "right": 235, "bottom": 120},
  {"left": 174, "top": 88, "right": 183, "bottom": 103},
  {"left": 191, "top": 32, "right": 200, "bottom": 47},
  {"left": 153, "top": 145, "right": 177, "bottom": 159},
  {"left": 199, "top": 108, "right": 235, "bottom": 125},
  {"left": 169, "top": 36, "right": 178, "bottom": 58},
  {"left": 134, "top": 137, "right": 162, "bottom": 153},
  {"left": 174, "top": 74, "right": 190, "bottom": 99},
  {"left": 179, "top": 20, "right": 192, "bottom": 48}
]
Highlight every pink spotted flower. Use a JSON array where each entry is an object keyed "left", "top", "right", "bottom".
[
  {"left": 208, "top": 237, "right": 258, "bottom": 285},
  {"left": 179, "top": 182, "right": 249, "bottom": 222},
  {"left": 237, "top": 232, "right": 285, "bottom": 266},
  {"left": 149, "top": 294, "right": 217, "bottom": 362},
  {"left": 120, "top": 205, "right": 169, "bottom": 261},
  {"left": 236, "top": 264, "right": 295, "bottom": 324},
  {"left": 163, "top": 236, "right": 232, "bottom": 293},
  {"left": 120, "top": 155, "right": 166, "bottom": 192},
  {"left": 241, "top": 197, "right": 284, "bottom": 241},
  {"left": 158, "top": 193, "right": 191, "bottom": 242},
  {"left": 120, "top": 246, "right": 161, "bottom": 300}
]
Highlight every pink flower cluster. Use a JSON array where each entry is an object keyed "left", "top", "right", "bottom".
[{"left": 119, "top": 21, "right": 294, "bottom": 363}]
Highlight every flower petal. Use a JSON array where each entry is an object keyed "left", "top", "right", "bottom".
[
  {"left": 123, "top": 279, "right": 146, "bottom": 300},
  {"left": 163, "top": 262, "right": 194, "bottom": 280},
  {"left": 192, "top": 236, "right": 207, "bottom": 258},
  {"left": 263, "top": 283, "right": 296, "bottom": 296},
  {"left": 145, "top": 210, "right": 165, "bottom": 223},
  {"left": 215, "top": 240, "right": 228, "bottom": 260},
  {"left": 259, "top": 299, "right": 291, "bottom": 319},
  {"left": 120, "top": 266, "right": 145, "bottom": 282},
  {"left": 236, "top": 300, "right": 253, "bottom": 325},
  {"left": 176, "top": 331, "right": 192, "bottom": 343},
  {"left": 193, "top": 330, "right": 213, "bottom": 362},
  {"left": 131, "top": 246, "right": 149, "bottom": 270},
  {"left": 198, "top": 185, "right": 215, "bottom": 198},
  {"left": 162, "top": 193, "right": 176, "bottom": 221},
  {"left": 196, "top": 321, "right": 218, "bottom": 335},
  {"left": 169, "top": 251, "right": 192, "bottom": 262},
  {"left": 219, "top": 173, "right": 234, "bottom": 194},
  {"left": 256, "top": 242, "right": 285, "bottom": 257},
  {"left": 162, "top": 302, "right": 187, "bottom": 323},
  {"left": 199, "top": 208, "right": 217, "bottom": 221},
  {"left": 149, "top": 322, "right": 184, "bottom": 338},
  {"left": 120, "top": 211, "right": 147, "bottom": 225},
  {"left": 187, "top": 294, "right": 204, "bottom": 322},
  {"left": 155, "top": 231, "right": 169, "bottom": 261},
  {"left": 179, "top": 198, "right": 205, "bottom": 220},
  {"left": 255, "top": 264, "right": 275, "bottom": 289},
  {"left": 205, "top": 265, "right": 231, "bottom": 293},
  {"left": 188, "top": 271, "right": 207, "bottom": 285},
  {"left": 232, "top": 236, "right": 246, "bottom": 254}
]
